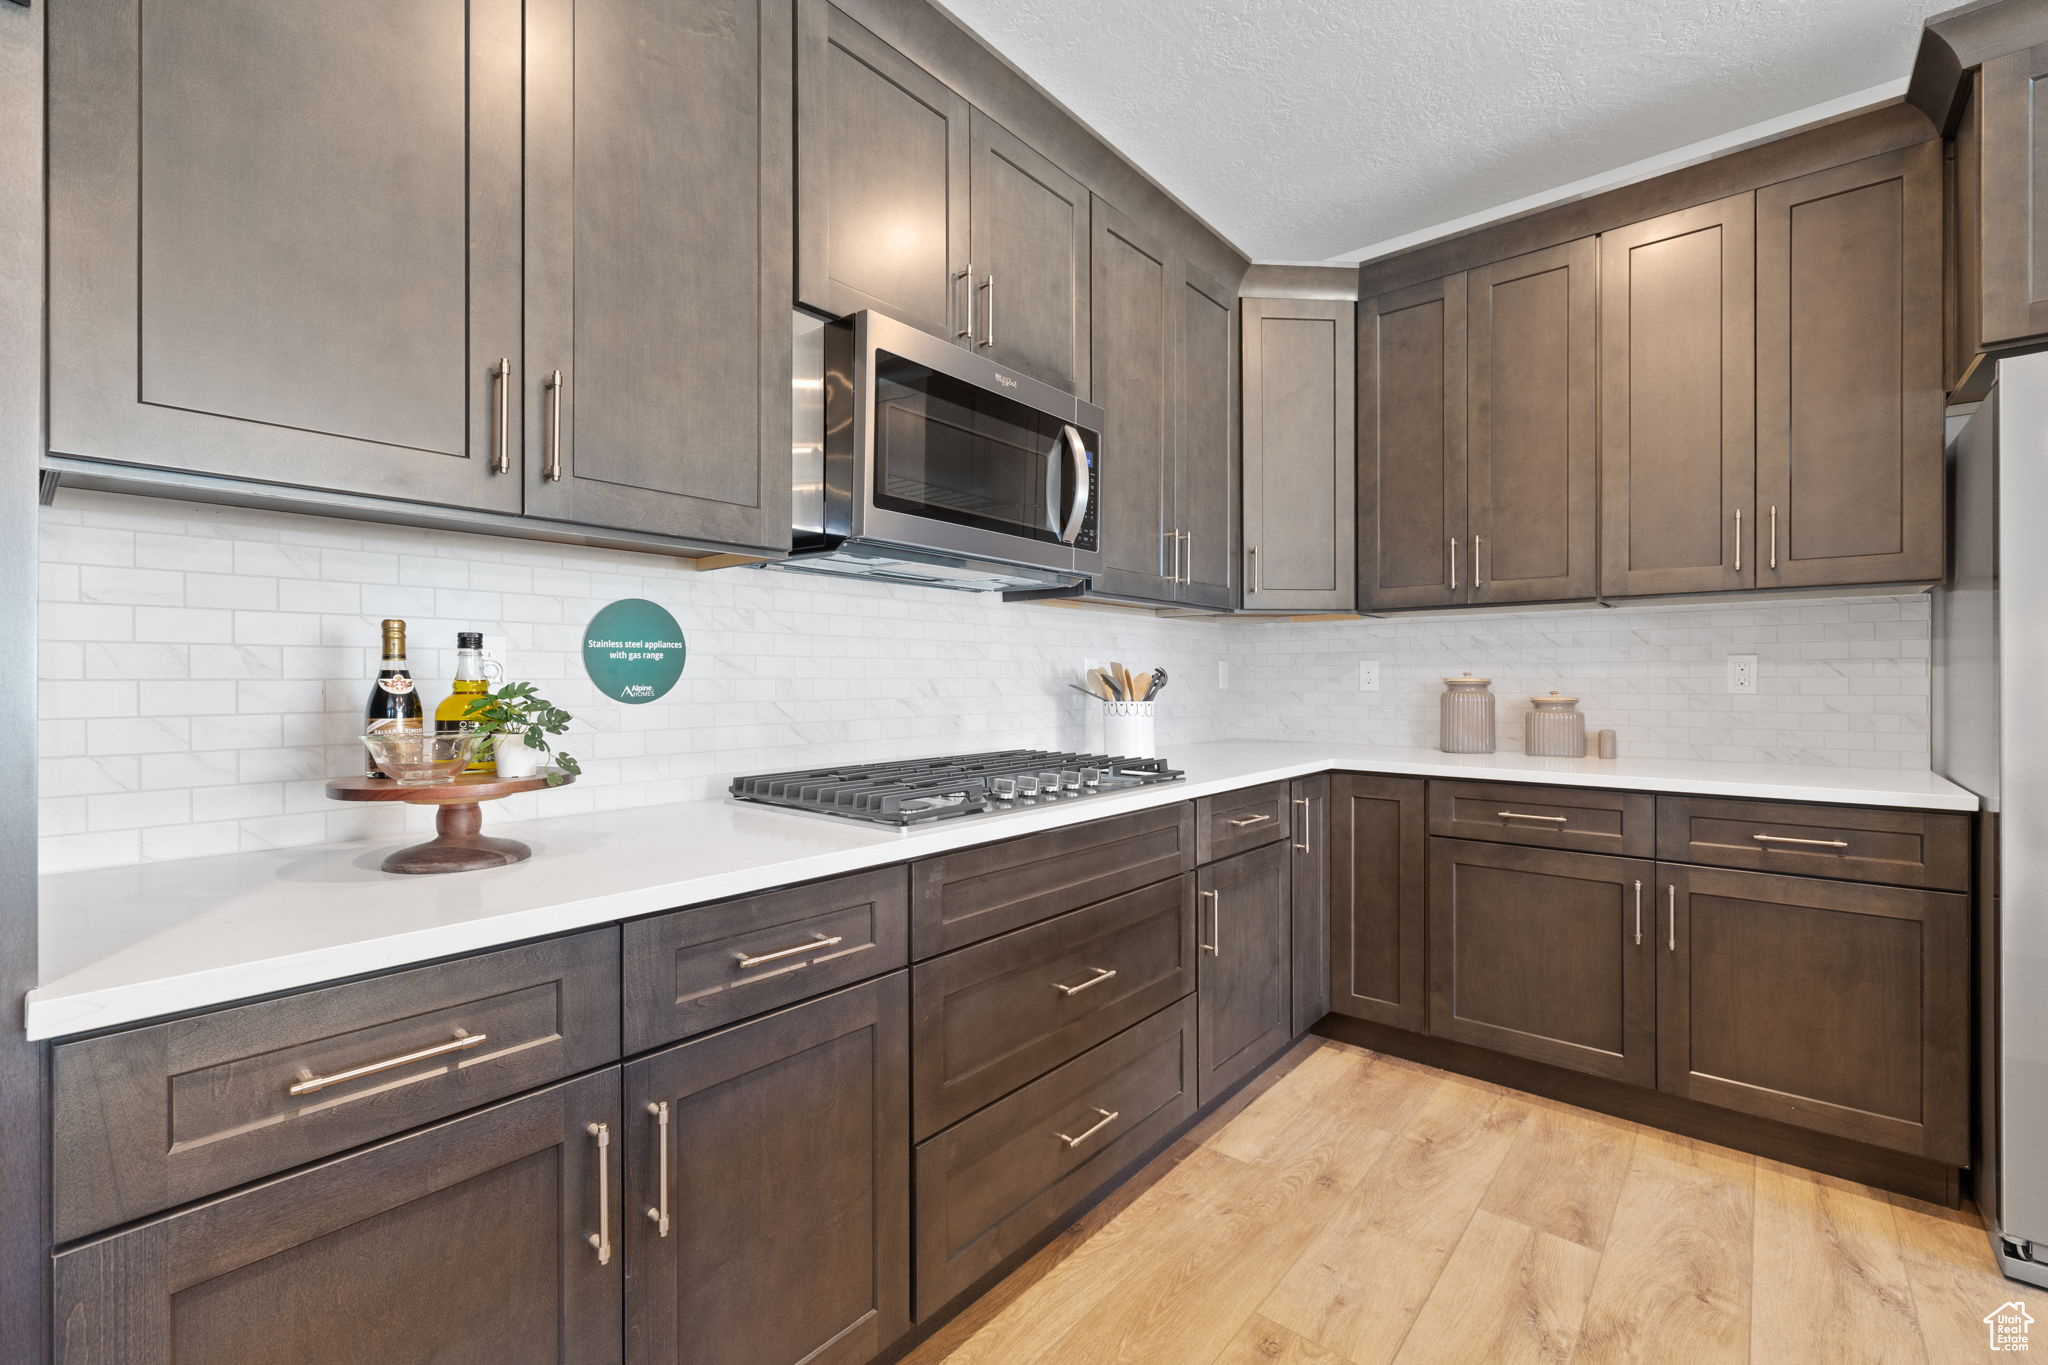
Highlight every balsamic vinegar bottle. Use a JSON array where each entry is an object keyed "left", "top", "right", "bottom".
[{"left": 363, "top": 618, "right": 424, "bottom": 776}]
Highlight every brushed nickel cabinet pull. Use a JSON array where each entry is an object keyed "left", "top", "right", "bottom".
[
  {"left": 287, "top": 1029, "right": 486, "bottom": 1096},
  {"left": 1734, "top": 508, "right": 1743, "bottom": 573},
  {"left": 1473, "top": 535, "right": 1483, "bottom": 590},
  {"left": 544, "top": 369, "right": 565, "bottom": 483},
  {"left": 982, "top": 273, "right": 995, "bottom": 348},
  {"left": 1497, "top": 810, "right": 1567, "bottom": 824},
  {"left": 490, "top": 358, "right": 512, "bottom": 474},
  {"left": 1228, "top": 812, "right": 1273, "bottom": 828},
  {"left": 1294, "top": 797, "right": 1311, "bottom": 852},
  {"left": 1180, "top": 530, "right": 1193, "bottom": 585},
  {"left": 1450, "top": 537, "right": 1459, "bottom": 592},
  {"left": 645, "top": 1101, "right": 671, "bottom": 1238},
  {"left": 1667, "top": 885, "right": 1676, "bottom": 952},
  {"left": 1052, "top": 966, "right": 1118, "bottom": 997},
  {"left": 1200, "top": 889, "right": 1219, "bottom": 955},
  {"left": 734, "top": 932, "right": 842, "bottom": 970},
  {"left": 955, "top": 262, "right": 975, "bottom": 340},
  {"left": 1752, "top": 833, "right": 1850, "bottom": 849},
  {"left": 1056, "top": 1107, "right": 1119, "bottom": 1149},
  {"left": 1250, "top": 544, "right": 1261, "bottom": 595},
  {"left": 587, "top": 1121, "right": 612, "bottom": 1266},
  {"left": 1166, "top": 529, "right": 1180, "bottom": 584},
  {"left": 1633, "top": 880, "right": 1642, "bottom": 946},
  {"left": 1769, "top": 505, "right": 1778, "bottom": 570}
]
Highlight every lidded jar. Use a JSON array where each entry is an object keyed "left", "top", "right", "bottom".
[
  {"left": 1439, "top": 673, "right": 1496, "bottom": 754},
  {"left": 1524, "top": 691, "right": 1587, "bottom": 757}
]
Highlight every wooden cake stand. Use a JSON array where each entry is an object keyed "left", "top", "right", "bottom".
[{"left": 325, "top": 772, "right": 576, "bottom": 875}]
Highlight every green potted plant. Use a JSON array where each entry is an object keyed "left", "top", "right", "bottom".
[{"left": 469, "top": 682, "right": 582, "bottom": 785}]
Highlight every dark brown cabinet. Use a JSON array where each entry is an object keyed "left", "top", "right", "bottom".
[
  {"left": 1176, "top": 263, "right": 1239, "bottom": 609},
  {"left": 1195, "top": 841, "right": 1292, "bottom": 1104},
  {"left": 1953, "top": 51, "right": 2048, "bottom": 387},
  {"left": 1427, "top": 838, "right": 1657, "bottom": 1086},
  {"left": 1289, "top": 775, "right": 1331, "bottom": 1034},
  {"left": 1327, "top": 774, "right": 1427, "bottom": 1031},
  {"left": 967, "top": 110, "right": 1091, "bottom": 393},
  {"left": 48, "top": 0, "right": 525, "bottom": 513},
  {"left": 794, "top": 0, "right": 968, "bottom": 338},
  {"left": 55, "top": 1070, "right": 624, "bottom": 1365},
  {"left": 1656, "top": 865, "right": 1967, "bottom": 1162},
  {"left": 1598, "top": 194, "right": 1757, "bottom": 598},
  {"left": 624, "top": 974, "right": 910, "bottom": 1365},
  {"left": 1242, "top": 297, "right": 1356, "bottom": 612},
  {"left": 1464, "top": 238, "right": 1599, "bottom": 605},
  {"left": 1358, "top": 274, "right": 1468, "bottom": 611},
  {"left": 1756, "top": 142, "right": 1944, "bottom": 589},
  {"left": 523, "top": 0, "right": 793, "bottom": 550}
]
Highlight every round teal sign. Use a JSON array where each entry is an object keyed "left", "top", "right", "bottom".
[{"left": 582, "top": 599, "right": 686, "bottom": 705}]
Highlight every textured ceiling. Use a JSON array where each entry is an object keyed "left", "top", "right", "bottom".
[{"left": 938, "top": 0, "right": 1950, "bottom": 263}]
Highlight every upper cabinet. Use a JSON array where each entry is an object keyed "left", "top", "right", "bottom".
[
  {"left": 1359, "top": 275, "right": 1467, "bottom": 611},
  {"left": 967, "top": 111, "right": 1092, "bottom": 393},
  {"left": 1953, "top": 50, "right": 2048, "bottom": 390},
  {"left": 48, "top": 0, "right": 525, "bottom": 514},
  {"left": 49, "top": 0, "right": 793, "bottom": 555},
  {"left": 1599, "top": 195, "right": 1756, "bottom": 597},
  {"left": 1242, "top": 297, "right": 1356, "bottom": 613},
  {"left": 1176, "top": 266, "right": 1238, "bottom": 610}
]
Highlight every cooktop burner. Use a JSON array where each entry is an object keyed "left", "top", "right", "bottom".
[{"left": 728, "top": 749, "right": 1184, "bottom": 826}]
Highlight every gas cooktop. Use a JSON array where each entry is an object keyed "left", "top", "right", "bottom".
[{"left": 728, "top": 749, "right": 1184, "bottom": 826}]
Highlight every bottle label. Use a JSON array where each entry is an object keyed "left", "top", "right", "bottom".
[{"left": 377, "top": 675, "right": 416, "bottom": 695}]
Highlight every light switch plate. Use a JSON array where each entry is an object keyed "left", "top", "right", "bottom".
[
  {"left": 1726, "top": 654, "right": 1759, "bottom": 694},
  {"left": 1358, "top": 660, "right": 1380, "bottom": 692}
]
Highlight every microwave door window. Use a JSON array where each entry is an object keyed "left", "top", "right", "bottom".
[{"left": 872, "top": 355, "right": 1068, "bottom": 545}]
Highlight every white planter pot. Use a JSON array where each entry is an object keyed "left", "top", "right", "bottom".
[{"left": 492, "top": 729, "right": 547, "bottom": 779}]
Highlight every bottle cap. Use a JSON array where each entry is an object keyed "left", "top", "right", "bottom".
[
  {"left": 381, "top": 619, "right": 407, "bottom": 654},
  {"left": 457, "top": 631, "right": 483, "bottom": 649}
]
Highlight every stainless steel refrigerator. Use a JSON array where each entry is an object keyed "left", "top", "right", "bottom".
[{"left": 1934, "top": 349, "right": 2048, "bottom": 1288}]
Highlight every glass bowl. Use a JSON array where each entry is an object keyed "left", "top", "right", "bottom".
[{"left": 361, "top": 730, "right": 482, "bottom": 786}]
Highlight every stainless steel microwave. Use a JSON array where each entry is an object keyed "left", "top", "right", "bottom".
[{"left": 785, "top": 311, "right": 1103, "bottom": 592}]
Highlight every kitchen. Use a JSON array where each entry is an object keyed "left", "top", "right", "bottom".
[{"left": 1, "top": 0, "right": 2041, "bottom": 1361}]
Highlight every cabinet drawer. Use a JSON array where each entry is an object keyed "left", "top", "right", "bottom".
[
  {"left": 1656, "top": 797, "right": 1970, "bottom": 891},
  {"left": 1428, "top": 780, "right": 1654, "bottom": 856},
  {"left": 1197, "top": 781, "right": 1292, "bottom": 862},
  {"left": 911, "top": 802, "right": 1194, "bottom": 957},
  {"left": 912, "top": 874, "right": 1195, "bottom": 1138},
  {"left": 624, "top": 866, "right": 909, "bottom": 1053},
  {"left": 913, "top": 995, "right": 1197, "bottom": 1320},
  {"left": 52, "top": 928, "right": 620, "bottom": 1242}
]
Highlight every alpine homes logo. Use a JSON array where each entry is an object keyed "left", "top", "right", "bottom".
[{"left": 1986, "top": 1300, "right": 2034, "bottom": 1352}]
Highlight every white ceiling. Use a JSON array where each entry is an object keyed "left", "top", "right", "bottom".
[{"left": 938, "top": 0, "right": 1952, "bottom": 264}]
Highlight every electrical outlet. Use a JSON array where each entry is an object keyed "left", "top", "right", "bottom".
[
  {"left": 1358, "top": 660, "right": 1381, "bottom": 692},
  {"left": 1218, "top": 660, "right": 1230, "bottom": 690},
  {"left": 1726, "top": 654, "right": 1759, "bottom": 694}
]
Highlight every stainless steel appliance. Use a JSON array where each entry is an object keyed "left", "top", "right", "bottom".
[
  {"left": 777, "top": 311, "right": 1103, "bottom": 593},
  {"left": 729, "top": 750, "right": 1182, "bottom": 826},
  {"left": 1933, "top": 350, "right": 2048, "bottom": 1289}
]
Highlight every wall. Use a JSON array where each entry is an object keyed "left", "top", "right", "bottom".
[{"left": 37, "top": 491, "right": 1931, "bottom": 875}]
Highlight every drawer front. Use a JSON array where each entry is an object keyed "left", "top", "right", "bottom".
[
  {"left": 912, "top": 874, "right": 1195, "bottom": 1138},
  {"left": 1428, "top": 780, "right": 1655, "bottom": 856},
  {"left": 52, "top": 928, "right": 620, "bottom": 1242},
  {"left": 910, "top": 802, "right": 1194, "bottom": 957},
  {"left": 1196, "top": 781, "right": 1292, "bottom": 863},
  {"left": 1656, "top": 797, "right": 1970, "bottom": 890},
  {"left": 624, "top": 866, "right": 909, "bottom": 1052},
  {"left": 913, "top": 995, "right": 1197, "bottom": 1320}
]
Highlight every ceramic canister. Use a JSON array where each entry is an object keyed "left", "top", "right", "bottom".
[
  {"left": 1525, "top": 691, "right": 1588, "bottom": 758},
  {"left": 1439, "top": 674, "right": 1496, "bottom": 754}
]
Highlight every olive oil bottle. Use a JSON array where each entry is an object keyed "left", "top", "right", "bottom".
[
  {"left": 363, "top": 619, "right": 424, "bottom": 776},
  {"left": 435, "top": 631, "right": 494, "bottom": 772}
]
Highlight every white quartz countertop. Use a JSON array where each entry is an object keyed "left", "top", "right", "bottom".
[{"left": 28, "top": 742, "right": 1976, "bottom": 1041}]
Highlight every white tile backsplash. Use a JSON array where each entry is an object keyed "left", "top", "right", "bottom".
[{"left": 35, "top": 490, "right": 1932, "bottom": 873}]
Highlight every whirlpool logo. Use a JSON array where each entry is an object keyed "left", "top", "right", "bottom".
[{"left": 993, "top": 372, "right": 1019, "bottom": 389}]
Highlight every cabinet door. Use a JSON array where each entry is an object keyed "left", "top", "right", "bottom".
[
  {"left": 1466, "top": 238, "right": 1598, "bottom": 605},
  {"left": 1599, "top": 195, "right": 1756, "bottom": 597},
  {"left": 54, "top": 1071, "right": 622, "bottom": 1365},
  {"left": 625, "top": 974, "right": 910, "bottom": 1365},
  {"left": 1088, "top": 197, "right": 1178, "bottom": 604},
  {"left": 1657, "top": 865, "right": 1967, "bottom": 1162},
  {"left": 1196, "top": 842, "right": 1292, "bottom": 1104},
  {"left": 1242, "top": 298, "right": 1357, "bottom": 612},
  {"left": 1428, "top": 838, "right": 1656, "bottom": 1085},
  {"left": 48, "top": 0, "right": 524, "bottom": 512},
  {"left": 967, "top": 111, "right": 1090, "bottom": 394},
  {"left": 1977, "top": 47, "right": 2048, "bottom": 348},
  {"left": 1756, "top": 142, "right": 1944, "bottom": 589},
  {"left": 794, "top": 0, "right": 969, "bottom": 337},
  {"left": 1176, "top": 263, "right": 1239, "bottom": 609},
  {"left": 1289, "top": 775, "right": 1332, "bottom": 1035},
  {"left": 1359, "top": 274, "right": 1468, "bottom": 610},
  {"left": 524, "top": 0, "right": 791, "bottom": 551},
  {"left": 1328, "top": 774, "right": 1427, "bottom": 1031}
]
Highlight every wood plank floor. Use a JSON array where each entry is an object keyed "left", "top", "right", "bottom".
[{"left": 904, "top": 1037, "right": 2022, "bottom": 1365}]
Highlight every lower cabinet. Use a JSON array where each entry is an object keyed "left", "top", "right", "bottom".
[
  {"left": 54, "top": 1068, "right": 624, "bottom": 1365},
  {"left": 1657, "top": 864, "right": 1968, "bottom": 1163},
  {"left": 1196, "top": 841, "right": 1293, "bottom": 1104},
  {"left": 1289, "top": 775, "right": 1331, "bottom": 1034},
  {"left": 624, "top": 974, "right": 910, "bottom": 1365},
  {"left": 1327, "top": 774, "right": 1427, "bottom": 1030},
  {"left": 1426, "top": 838, "right": 1657, "bottom": 1086}
]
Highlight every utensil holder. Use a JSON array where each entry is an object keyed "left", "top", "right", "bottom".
[{"left": 1102, "top": 701, "right": 1156, "bottom": 758}]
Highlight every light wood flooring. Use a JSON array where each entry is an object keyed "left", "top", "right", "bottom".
[{"left": 905, "top": 1037, "right": 2022, "bottom": 1365}]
